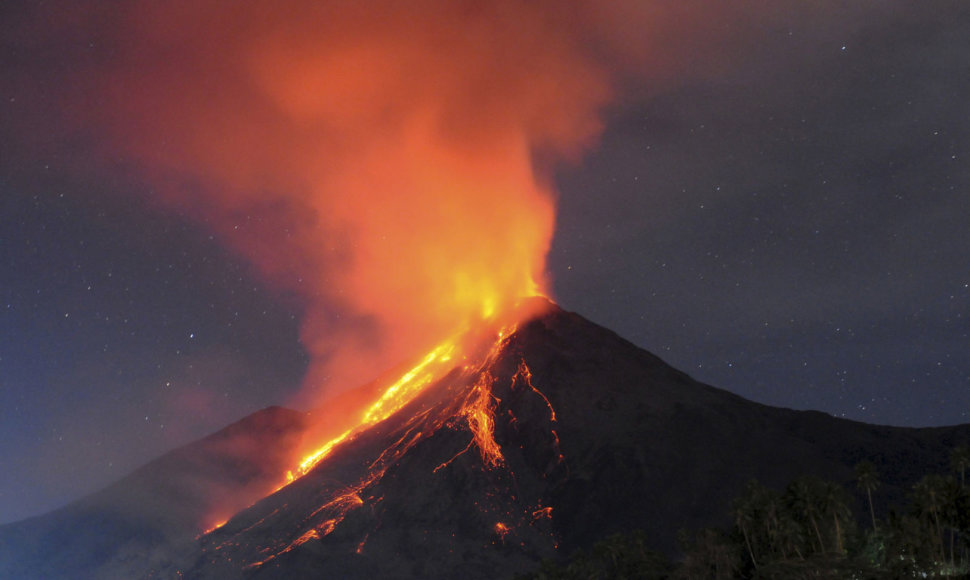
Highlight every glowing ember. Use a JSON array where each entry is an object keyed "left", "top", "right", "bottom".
[
  {"left": 318, "top": 520, "right": 338, "bottom": 536},
  {"left": 355, "top": 533, "right": 369, "bottom": 554},
  {"left": 531, "top": 506, "right": 554, "bottom": 522}
]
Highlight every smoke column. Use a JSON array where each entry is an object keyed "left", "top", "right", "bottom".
[
  {"left": 8, "top": 0, "right": 875, "bottom": 423},
  {"left": 7, "top": 0, "right": 871, "bottom": 413},
  {"left": 1, "top": 0, "right": 899, "bottom": 516},
  {"left": 73, "top": 1, "right": 612, "bottom": 411}
]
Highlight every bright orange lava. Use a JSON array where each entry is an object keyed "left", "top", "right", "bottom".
[
  {"left": 284, "top": 338, "right": 461, "bottom": 484},
  {"left": 200, "top": 519, "right": 228, "bottom": 536},
  {"left": 462, "top": 372, "right": 504, "bottom": 468},
  {"left": 532, "top": 506, "right": 554, "bottom": 521},
  {"left": 281, "top": 295, "right": 558, "bottom": 491},
  {"left": 212, "top": 322, "right": 566, "bottom": 570}
]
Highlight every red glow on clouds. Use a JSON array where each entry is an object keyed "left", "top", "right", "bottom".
[{"left": 86, "top": 1, "right": 613, "bottom": 414}]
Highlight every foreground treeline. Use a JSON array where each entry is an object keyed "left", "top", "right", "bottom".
[{"left": 518, "top": 445, "right": 970, "bottom": 579}]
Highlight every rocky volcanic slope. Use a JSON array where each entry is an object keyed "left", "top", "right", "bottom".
[
  {"left": 2, "top": 302, "right": 968, "bottom": 579},
  {"left": 171, "top": 303, "right": 970, "bottom": 579}
]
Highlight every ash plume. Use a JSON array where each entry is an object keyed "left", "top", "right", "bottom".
[
  {"left": 1, "top": 0, "right": 897, "bottom": 462},
  {"left": 76, "top": 0, "right": 612, "bottom": 405}
]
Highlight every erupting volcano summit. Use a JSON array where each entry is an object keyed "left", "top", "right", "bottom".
[{"left": 3, "top": 300, "right": 969, "bottom": 579}]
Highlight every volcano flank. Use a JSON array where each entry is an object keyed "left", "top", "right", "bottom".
[{"left": 2, "top": 300, "right": 968, "bottom": 579}]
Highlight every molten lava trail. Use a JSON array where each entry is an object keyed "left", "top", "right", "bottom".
[
  {"left": 206, "top": 314, "right": 566, "bottom": 571},
  {"left": 285, "top": 341, "right": 458, "bottom": 484}
]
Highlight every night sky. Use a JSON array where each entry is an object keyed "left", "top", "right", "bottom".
[{"left": 2, "top": 1, "right": 969, "bottom": 525}]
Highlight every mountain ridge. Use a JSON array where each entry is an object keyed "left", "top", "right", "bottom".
[
  {"left": 0, "top": 405, "right": 308, "bottom": 579},
  {"left": 2, "top": 300, "right": 967, "bottom": 579}
]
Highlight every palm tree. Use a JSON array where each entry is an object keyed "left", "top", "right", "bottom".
[
  {"left": 913, "top": 474, "right": 948, "bottom": 563},
  {"left": 785, "top": 477, "right": 825, "bottom": 554},
  {"left": 773, "top": 513, "right": 806, "bottom": 561},
  {"left": 676, "top": 528, "right": 738, "bottom": 580},
  {"left": 940, "top": 480, "right": 963, "bottom": 569},
  {"left": 819, "top": 480, "right": 851, "bottom": 555},
  {"left": 732, "top": 490, "right": 760, "bottom": 569},
  {"left": 952, "top": 445, "right": 970, "bottom": 489},
  {"left": 855, "top": 460, "right": 880, "bottom": 531},
  {"left": 885, "top": 511, "right": 935, "bottom": 575},
  {"left": 758, "top": 487, "right": 786, "bottom": 558}
]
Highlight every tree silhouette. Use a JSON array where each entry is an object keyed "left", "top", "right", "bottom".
[
  {"left": 675, "top": 527, "right": 738, "bottom": 580},
  {"left": 912, "top": 474, "right": 949, "bottom": 563},
  {"left": 934, "top": 475, "right": 966, "bottom": 569},
  {"left": 732, "top": 483, "right": 761, "bottom": 569},
  {"left": 854, "top": 460, "right": 880, "bottom": 531},
  {"left": 784, "top": 477, "right": 825, "bottom": 555},
  {"left": 521, "top": 459, "right": 970, "bottom": 579},
  {"left": 756, "top": 487, "right": 787, "bottom": 560},
  {"left": 952, "top": 445, "right": 970, "bottom": 489},
  {"left": 819, "top": 480, "right": 851, "bottom": 555},
  {"left": 771, "top": 513, "right": 805, "bottom": 562},
  {"left": 516, "top": 531, "right": 671, "bottom": 580}
]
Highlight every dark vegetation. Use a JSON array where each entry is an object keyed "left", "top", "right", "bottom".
[{"left": 519, "top": 445, "right": 970, "bottom": 579}]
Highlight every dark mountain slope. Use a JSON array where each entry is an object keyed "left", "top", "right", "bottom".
[
  {"left": 486, "top": 305, "right": 968, "bottom": 554},
  {"left": 172, "top": 301, "right": 970, "bottom": 578},
  {"left": 0, "top": 406, "right": 307, "bottom": 580},
  {"left": 2, "top": 301, "right": 967, "bottom": 579}
]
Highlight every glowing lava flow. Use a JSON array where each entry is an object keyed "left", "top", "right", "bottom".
[
  {"left": 239, "top": 336, "right": 492, "bottom": 569},
  {"left": 201, "top": 520, "right": 228, "bottom": 536},
  {"left": 514, "top": 360, "right": 556, "bottom": 422},
  {"left": 210, "top": 310, "right": 567, "bottom": 572},
  {"left": 462, "top": 372, "right": 504, "bottom": 468},
  {"left": 284, "top": 341, "right": 457, "bottom": 484},
  {"left": 282, "top": 308, "right": 541, "bottom": 488},
  {"left": 360, "top": 342, "right": 457, "bottom": 425}
]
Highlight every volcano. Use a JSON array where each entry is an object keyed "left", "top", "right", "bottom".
[{"left": 2, "top": 299, "right": 968, "bottom": 579}]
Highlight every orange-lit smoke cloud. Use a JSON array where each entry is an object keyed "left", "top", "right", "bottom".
[
  {"left": 79, "top": 0, "right": 612, "bottom": 406},
  {"left": 11, "top": 0, "right": 849, "bottom": 406}
]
